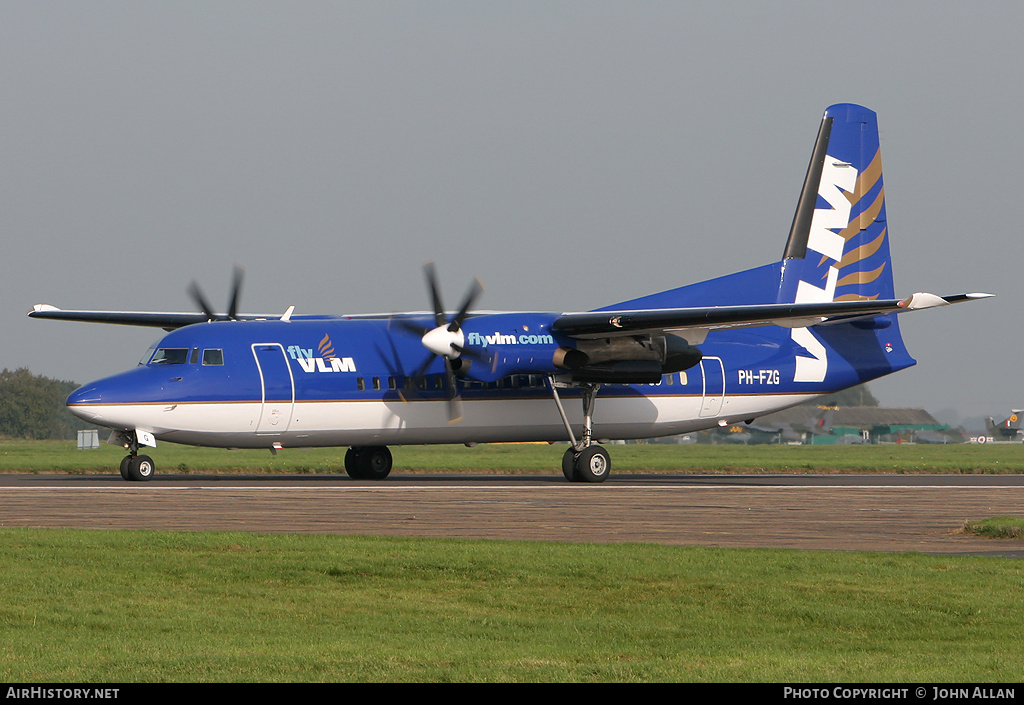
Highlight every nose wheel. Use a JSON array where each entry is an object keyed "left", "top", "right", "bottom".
[
  {"left": 120, "top": 453, "right": 155, "bottom": 482},
  {"left": 116, "top": 430, "right": 156, "bottom": 481}
]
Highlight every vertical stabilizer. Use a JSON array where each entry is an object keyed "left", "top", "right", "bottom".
[
  {"left": 779, "top": 104, "right": 894, "bottom": 305},
  {"left": 777, "top": 104, "right": 910, "bottom": 385}
]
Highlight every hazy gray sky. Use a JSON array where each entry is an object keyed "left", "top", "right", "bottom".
[{"left": 2, "top": 2, "right": 1020, "bottom": 422}]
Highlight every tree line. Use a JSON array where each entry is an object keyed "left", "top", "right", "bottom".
[{"left": 0, "top": 368, "right": 91, "bottom": 440}]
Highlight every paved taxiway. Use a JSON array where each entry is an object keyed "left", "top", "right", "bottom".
[{"left": 2, "top": 473, "right": 1023, "bottom": 557}]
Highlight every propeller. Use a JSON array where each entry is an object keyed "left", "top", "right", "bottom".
[
  {"left": 394, "top": 261, "right": 490, "bottom": 423},
  {"left": 188, "top": 266, "right": 245, "bottom": 321}
]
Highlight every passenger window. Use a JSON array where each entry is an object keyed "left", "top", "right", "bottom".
[{"left": 202, "top": 349, "right": 224, "bottom": 366}]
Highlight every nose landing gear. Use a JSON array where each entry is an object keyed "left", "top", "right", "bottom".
[{"left": 116, "top": 430, "right": 156, "bottom": 482}]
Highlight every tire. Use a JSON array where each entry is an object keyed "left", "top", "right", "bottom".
[
  {"left": 562, "top": 447, "right": 581, "bottom": 482},
  {"left": 119, "top": 455, "right": 133, "bottom": 481},
  {"left": 344, "top": 447, "right": 365, "bottom": 479},
  {"left": 575, "top": 445, "right": 610, "bottom": 483},
  {"left": 357, "top": 446, "right": 392, "bottom": 480},
  {"left": 128, "top": 455, "right": 155, "bottom": 482}
]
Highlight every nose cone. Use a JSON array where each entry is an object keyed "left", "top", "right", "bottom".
[
  {"left": 66, "top": 383, "right": 106, "bottom": 423},
  {"left": 67, "top": 383, "right": 102, "bottom": 405}
]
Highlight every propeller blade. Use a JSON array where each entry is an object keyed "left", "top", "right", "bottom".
[
  {"left": 449, "top": 277, "right": 483, "bottom": 332},
  {"left": 188, "top": 268, "right": 245, "bottom": 322},
  {"left": 227, "top": 266, "right": 244, "bottom": 320},
  {"left": 188, "top": 281, "right": 217, "bottom": 320},
  {"left": 411, "top": 353, "right": 437, "bottom": 380},
  {"left": 423, "top": 261, "right": 446, "bottom": 328},
  {"left": 451, "top": 342, "right": 491, "bottom": 365},
  {"left": 444, "top": 359, "right": 464, "bottom": 424}
]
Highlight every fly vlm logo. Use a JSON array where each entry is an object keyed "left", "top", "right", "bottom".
[
  {"left": 465, "top": 331, "right": 555, "bottom": 348},
  {"left": 287, "top": 334, "right": 357, "bottom": 373},
  {"left": 791, "top": 156, "right": 857, "bottom": 383}
]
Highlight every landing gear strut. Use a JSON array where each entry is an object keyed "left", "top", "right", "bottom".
[
  {"left": 344, "top": 446, "right": 393, "bottom": 480},
  {"left": 550, "top": 380, "right": 611, "bottom": 483},
  {"left": 119, "top": 431, "right": 155, "bottom": 482}
]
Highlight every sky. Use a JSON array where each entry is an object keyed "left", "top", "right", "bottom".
[{"left": 2, "top": 2, "right": 1020, "bottom": 426}]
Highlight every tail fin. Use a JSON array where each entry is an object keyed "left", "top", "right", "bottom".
[
  {"left": 775, "top": 104, "right": 914, "bottom": 386},
  {"left": 986, "top": 411, "right": 1023, "bottom": 438},
  {"left": 779, "top": 104, "right": 894, "bottom": 304}
]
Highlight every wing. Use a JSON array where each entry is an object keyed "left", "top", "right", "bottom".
[
  {"left": 551, "top": 292, "right": 991, "bottom": 339},
  {"left": 26, "top": 305, "right": 350, "bottom": 330}
]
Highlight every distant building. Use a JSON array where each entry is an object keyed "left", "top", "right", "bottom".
[
  {"left": 827, "top": 407, "right": 954, "bottom": 444},
  {"left": 717, "top": 406, "right": 956, "bottom": 444}
]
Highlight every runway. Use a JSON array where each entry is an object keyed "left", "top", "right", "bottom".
[{"left": 2, "top": 473, "right": 1023, "bottom": 557}]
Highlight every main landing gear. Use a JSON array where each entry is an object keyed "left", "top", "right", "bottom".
[
  {"left": 550, "top": 380, "right": 611, "bottom": 483},
  {"left": 344, "top": 445, "right": 393, "bottom": 480}
]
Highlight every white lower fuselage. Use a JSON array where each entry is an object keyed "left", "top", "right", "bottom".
[{"left": 70, "top": 391, "right": 818, "bottom": 449}]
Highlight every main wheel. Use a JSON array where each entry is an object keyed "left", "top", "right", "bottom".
[
  {"left": 127, "top": 455, "right": 155, "bottom": 482},
  {"left": 356, "top": 446, "right": 392, "bottom": 480},
  {"left": 344, "top": 447, "right": 365, "bottom": 479},
  {"left": 562, "top": 447, "right": 581, "bottom": 482},
  {"left": 575, "top": 445, "right": 610, "bottom": 483}
]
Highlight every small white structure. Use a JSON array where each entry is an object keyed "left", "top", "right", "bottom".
[{"left": 77, "top": 429, "right": 100, "bottom": 450}]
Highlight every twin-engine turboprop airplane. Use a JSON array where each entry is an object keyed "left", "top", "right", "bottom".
[{"left": 30, "top": 104, "right": 990, "bottom": 482}]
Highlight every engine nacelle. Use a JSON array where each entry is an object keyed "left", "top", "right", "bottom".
[
  {"left": 552, "top": 334, "right": 702, "bottom": 380},
  {"left": 570, "top": 360, "right": 665, "bottom": 384}
]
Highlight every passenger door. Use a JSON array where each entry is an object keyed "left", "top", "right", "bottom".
[
  {"left": 252, "top": 343, "right": 294, "bottom": 435},
  {"left": 699, "top": 356, "right": 725, "bottom": 418}
]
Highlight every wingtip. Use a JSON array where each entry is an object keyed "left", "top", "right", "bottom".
[
  {"left": 28, "top": 304, "right": 60, "bottom": 317},
  {"left": 939, "top": 292, "right": 996, "bottom": 304}
]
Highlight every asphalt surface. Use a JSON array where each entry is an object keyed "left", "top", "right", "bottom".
[{"left": 2, "top": 472, "right": 1023, "bottom": 557}]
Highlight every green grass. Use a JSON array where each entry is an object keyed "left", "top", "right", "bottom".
[
  {"left": 1, "top": 528, "right": 1022, "bottom": 682},
  {"left": 965, "top": 516, "right": 1024, "bottom": 541},
  {"left": 2, "top": 438, "right": 1024, "bottom": 475}
]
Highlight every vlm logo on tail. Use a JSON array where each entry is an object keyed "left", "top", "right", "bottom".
[{"left": 791, "top": 157, "right": 853, "bottom": 383}]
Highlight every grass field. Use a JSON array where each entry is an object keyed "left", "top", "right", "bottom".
[
  {"left": 2, "top": 528, "right": 1023, "bottom": 683},
  {"left": 2, "top": 437, "right": 1024, "bottom": 475}
]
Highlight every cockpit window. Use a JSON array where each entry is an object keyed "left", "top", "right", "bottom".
[
  {"left": 149, "top": 348, "right": 189, "bottom": 365},
  {"left": 202, "top": 349, "right": 224, "bottom": 366},
  {"left": 138, "top": 343, "right": 158, "bottom": 366}
]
